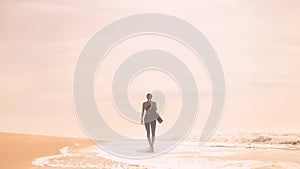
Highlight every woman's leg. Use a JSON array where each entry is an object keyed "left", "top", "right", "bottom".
[
  {"left": 150, "top": 120, "right": 156, "bottom": 151},
  {"left": 144, "top": 123, "right": 152, "bottom": 147}
]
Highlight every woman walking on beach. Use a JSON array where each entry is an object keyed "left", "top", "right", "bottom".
[{"left": 141, "top": 93, "right": 158, "bottom": 152}]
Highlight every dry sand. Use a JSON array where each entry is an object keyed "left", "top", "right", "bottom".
[{"left": 0, "top": 132, "right": 94, "bottom": 169}]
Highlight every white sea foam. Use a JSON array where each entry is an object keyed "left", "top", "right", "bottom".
[
  {"left": 202, "top": 132, "right": 300, "bottom": 150},
  {"left": 32, "top": 133, "right": 300, "bottom": 169}
]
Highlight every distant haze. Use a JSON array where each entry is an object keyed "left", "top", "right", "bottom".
[{"left": 0, "top": 0, "right": 299, "bottom": 138}]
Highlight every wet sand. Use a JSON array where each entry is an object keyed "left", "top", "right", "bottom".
[{"left": 0, "top": 132, "right": 94, "bottom": 169}]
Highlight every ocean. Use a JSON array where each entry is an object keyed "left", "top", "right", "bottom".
[{"left": 32, "top": 132, "right": 300, "bottom": 169}]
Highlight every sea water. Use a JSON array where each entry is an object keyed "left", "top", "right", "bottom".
[{"left": 32, "top": 133, "right": 300, "bottom": 169}]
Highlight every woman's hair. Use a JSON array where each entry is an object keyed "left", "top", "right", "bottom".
[{"left": 146, "top": 93, "right": 152, "bottom": 99}]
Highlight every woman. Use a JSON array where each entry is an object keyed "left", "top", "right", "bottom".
[{"left": 141, "top": 93, "right": 158, "bottom": 152}]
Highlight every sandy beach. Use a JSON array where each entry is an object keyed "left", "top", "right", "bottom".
[
  {"left": 0, "top": 132, "right": 94, "bottom": 169},
  {"left": 1, "top": 132, "right": 300, "bottom": 169}
]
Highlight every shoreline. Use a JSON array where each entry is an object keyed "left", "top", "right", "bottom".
[
  {"left": 0, "top": 132, "right": 94, "bottom": 169},
  {"left": 1, "top": 132, "right": 300, "bottom": 169}
]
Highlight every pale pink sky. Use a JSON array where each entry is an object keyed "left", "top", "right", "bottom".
[{"left": 0, "top": 0, "right": 299, "bottom": 137}]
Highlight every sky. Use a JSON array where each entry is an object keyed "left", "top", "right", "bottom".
[{"left": 0, "top": 0, "right": 299, "bottom": 138}]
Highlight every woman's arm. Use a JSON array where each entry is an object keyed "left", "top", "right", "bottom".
[
  {"left": 141, "top": 103, "right": 145, "bottom": 125},
  {"left": 153, "top": 102, "right": 157, "bottom": 112}
]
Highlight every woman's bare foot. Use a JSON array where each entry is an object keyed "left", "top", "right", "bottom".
[{"left": 150, "top": 145, "right": 154, "bottom": 152}]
